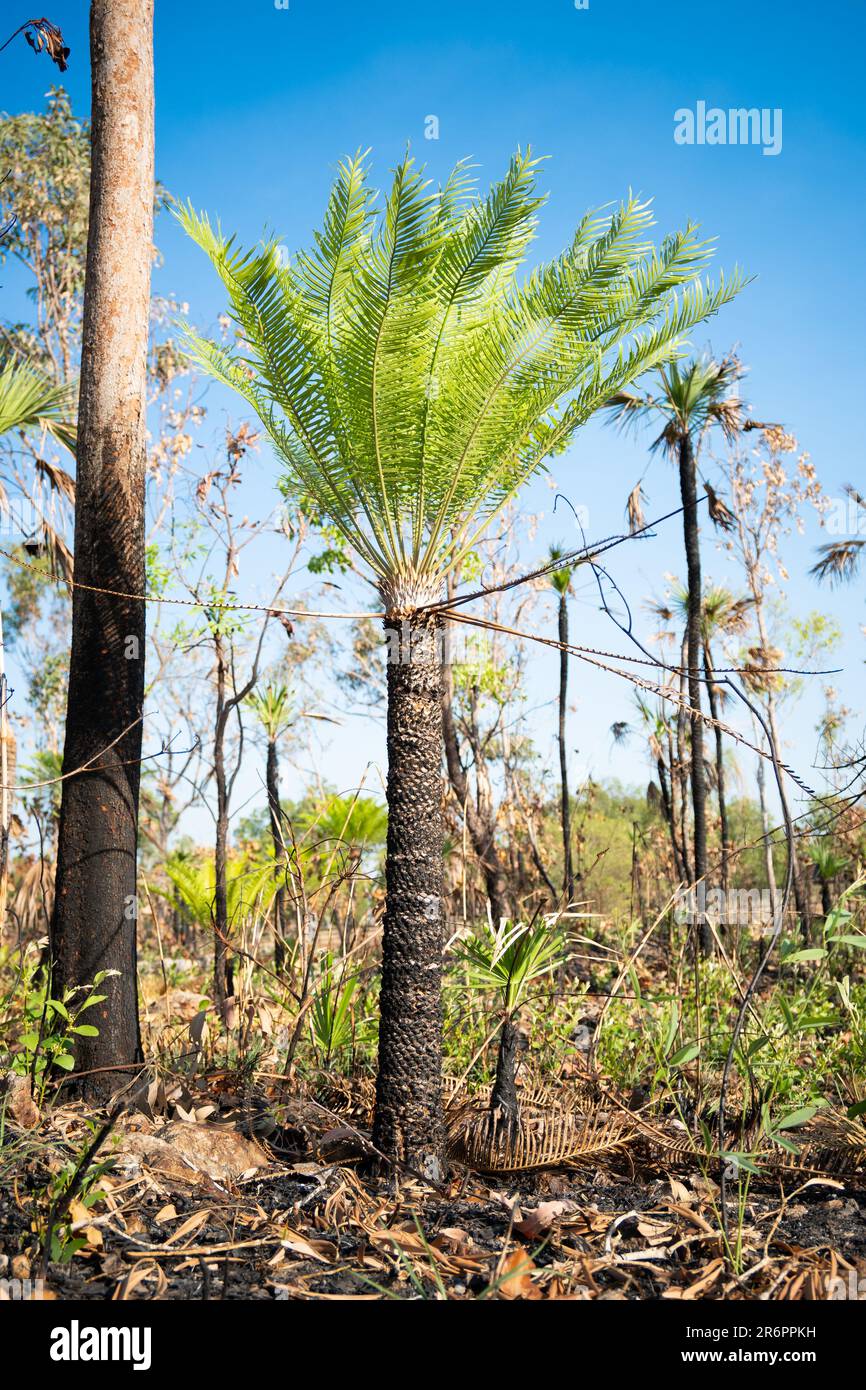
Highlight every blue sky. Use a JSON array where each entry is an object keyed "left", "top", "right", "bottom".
[{"left": 3, "top": 0, "right": 865, "bottom": 828}]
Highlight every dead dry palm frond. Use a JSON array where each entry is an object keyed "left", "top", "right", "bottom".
[{"left": 449, "top": 1100, "right": 636, "bottom": 1173}]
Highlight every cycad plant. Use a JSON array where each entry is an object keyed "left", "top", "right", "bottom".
[
  {"left": 455, "top": 915, "right": 569, "bottom": 1130},
  {"left": 163, "top": 854, "right": 277, "bottom": 956},
  {"left": 606, "top": 355, "right": 745, "bottom": 951},
  {"left": 179, "top": 149, "right": 743, "bottom": 1175},
  {"left": 300, "top": 793, "right": 388, "bottom": 855}
]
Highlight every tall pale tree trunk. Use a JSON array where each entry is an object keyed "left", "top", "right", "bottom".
[
  {"left": 678, "top": 435, "right": 711, "bottom": 953},
  {"left": 52, "top": 0, "right": 154, "bottom": 1098},
  {"left": 372, "top": 604, "right": 446, "bottom": 1180},
  {"left": 557, "top": 590, "right": 575, "bottom": 902}
]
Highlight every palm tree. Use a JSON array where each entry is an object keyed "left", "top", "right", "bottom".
[
  {"left": 606, "top": 356, "right": 745, "bottom": 952},
  {"left": 180, "top": 151, "right": 743, "bottom": 1174},
  {"left": 549, "top": 547, "right": 575, "bottom": 902},
  {"left": 52, "top": 0, "right": 155, "bottom": 1099}
]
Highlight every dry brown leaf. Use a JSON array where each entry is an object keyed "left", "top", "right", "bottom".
[
  {"left": 164, "top": 1208, "right": 211, "bottom": 1246},
  {"left": 514, "top": 1199, "right": 577, "bottom": 1240},
  {"left": 280, "top": 1230, "right": 338, "bottom": 1263},
  {"left": 497, "top": 1248, "right": 540, "bottom": 1300},
  {"left": 68, "top": 1200, "right": 103, "bottom": 1249},
  {"left": 3, "top": 1073, "right": 40, "bottom": 1129}
]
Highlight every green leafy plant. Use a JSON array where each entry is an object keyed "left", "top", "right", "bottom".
[
  {"left": 308, "top": 951, "right": 370, "bottom": 1064},
  {"left": 179, "top": 147, "right": 745, "bottom": 1171},
  {"left": 12, "top": 967, "right": 114, "bottom": 1101}
]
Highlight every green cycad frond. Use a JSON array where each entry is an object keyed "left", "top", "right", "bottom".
[
  {"left": 179, "top": 154, "right": 745, "bottom": 598},
  {"left": 300, "top": 793, "right": 388, "bottom": 851},
  {"left": 806, "top": 840, "right": 850, "bottom": 885},
  {"left": 0, "top": 358, "right": 76, "bottom": 453},
  {"left": 163, "top": 853, "right": 277, "bottom": 932}
]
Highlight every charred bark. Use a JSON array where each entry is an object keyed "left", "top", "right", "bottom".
[
  {"left": 557, "top": 591, "right": 574, "bottom": 902},
  {"left": 678, "top": 435, "right": 711, "bottom": 953},
  {"left": 266, "top": 738, "right": 288, "bottom": 972},
  {"left": 704, "top": 641, "right": 731, "bottom": 895},
  {"left": 51, "top": 0, "right": 154, "bottom": 1099},
  {"left": 489, "top": 1015, "right": 520, "bottom": 1133}
]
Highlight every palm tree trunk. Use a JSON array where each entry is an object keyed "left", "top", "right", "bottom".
[
  {"left": 678, "top": 434, "right": 711, "bottom": 953},
  {"left": 558, "top": 592, "right": 574, "bottom": 902},
  {"left": 372, "top": 608, "right": 446, "bottom": 1180},
  {"left": 266, "top": 738, "right": 288, "bottom": 972},
  {"left": 51, "top": 0, "right": 154, "bottom": 1099},
  {"left": 703, "top": 640, "right": 730, "bottom": 894}
]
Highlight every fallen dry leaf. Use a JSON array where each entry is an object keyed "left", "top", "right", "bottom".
[
  {"left": 2, "top": 1073, "right": 40, "bottom": 1129},
  {"left": 497, "top": 1248, "right": 540, "bottom": 1300},
  {"left": 515, "top": 1199, "right": 577, "bottom": 1240}
]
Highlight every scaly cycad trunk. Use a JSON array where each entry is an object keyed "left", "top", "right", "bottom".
[
  {"left": 371, "top": 605, "right": 446, "bottom": 1180},
  {"left": 52, "top": 0, "right": 154, "bottom": 1097},
  {"left": 678, "top": 434, "right": 711, "bottom": 953}
]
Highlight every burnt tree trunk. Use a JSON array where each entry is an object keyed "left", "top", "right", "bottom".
[
  {"left": 820, "top": 879, "right": 833, "bottom": 918},
  {"left": 678, "top": 434, "right": 711, "bottom": 954},
  {"left": 557, "top": 591, "right": 574, "bottom": 903},
  {"left": 372, "top": 607, "right": 446, "bottom": 1180},
  {"left": 266, "top": 738, "right": 288, "bottom": 972},
  {"left": 704, "top": 641, "right": 731, "bottom": 896},
  {"left": 212, "top": 639, "right": 233, "bottom": 1015},
  {"left": 51, "top": 0, "right": 154, "bottom": 1099},
  {"left": 490, "top": 1015, "right": 520, "bottom": 1133}
]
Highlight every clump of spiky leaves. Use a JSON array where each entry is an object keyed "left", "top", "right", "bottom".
[
  {"left": 605, "top": 352, "right": 746, "bottom": 455},
  {"left": 812, "top": 486, "right": 866, "bottom": 587},
  {"left": 246, "top": 682, "right": 293, "bottom": 741},
  {"left": 177, "top": 151, "right": 745, "bottom": 605},
  {"left": 0, "top": 358, "right": 76, "bottom": 453},
  {"left": 455, "top": 915, "right": 570, "bottom": 1017},
  {"left": 162, "top": 854, "right": 277, "bottom": 935},
  {"left": 454, "top": 915, "right": 571, "bottom": 1133}
]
